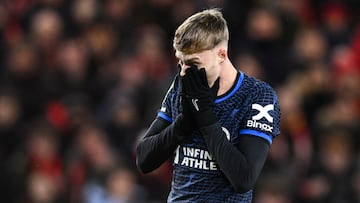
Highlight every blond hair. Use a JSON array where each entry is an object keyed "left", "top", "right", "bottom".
[{"left": 173, "top": 8, "right": 229, "bottom": 54}]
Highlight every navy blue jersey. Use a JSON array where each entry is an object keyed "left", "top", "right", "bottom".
[{"left": 157, "top": 71, "right": 281, "bottom": 202}]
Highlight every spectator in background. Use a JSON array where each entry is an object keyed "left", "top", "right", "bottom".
[
  {"left": 27, "top": 172, "right": 62, "bottom": 203},
  {"left": 242, "top": 7, "right": 291, "bottom": 86},
  {"left": 296, "top": 128, "right": 356, "bottom": 203},
  {"left": 70, "top": 0, "right": 99, "bottom": 30},
  {"left": 320, "top": 2, "right": 353, "bottom": 50},
  {"left": 52, "top": 39, "right": 90, "bottom": 98},
  {"left": 3, "top": 41, "right": 44, "bottom": 120},
  {"left": 30, "top": 9, "right": 64, "bottom": 70},
  {"left": 66, "top": 124, "right": 118, "bottom": 203},
  {"left": 0, "top": 90, "right": 22, "bottom": 202},
  {"left": 105, "top": 166, "right": 147, "bottom": 203}
]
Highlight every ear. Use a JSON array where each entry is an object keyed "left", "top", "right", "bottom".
[{"left": 217, "top": 48, "right": 227, "bottom": 63}]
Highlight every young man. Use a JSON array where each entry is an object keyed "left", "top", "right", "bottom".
[{"left": 136, "top": 8, "right": 281, "bottom": 202}]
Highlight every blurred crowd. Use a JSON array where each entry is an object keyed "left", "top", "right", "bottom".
[{"left": 0, "top": 0, "right": 359, "bottom": 202}]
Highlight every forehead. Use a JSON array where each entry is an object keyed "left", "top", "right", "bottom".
[{"left": 175, "top": 49, "right": 212, "bottom": 61}]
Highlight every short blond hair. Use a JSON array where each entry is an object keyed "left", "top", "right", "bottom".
[{"left": 173, "top": 8, "right": 229, "bottom": 54}]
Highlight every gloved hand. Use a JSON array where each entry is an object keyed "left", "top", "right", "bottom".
[
  {"left": 174, "top": 64, "right": 197, "bottom": 136},
  {"left": 174, "top": 93, "right": 195, "bottom": 136},
  {"left": 181, "top": 66, "right": 220, "bottom": 128}
]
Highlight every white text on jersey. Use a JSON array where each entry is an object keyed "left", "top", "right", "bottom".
[
  {"left": 176, "top": 147, "right": 218, "bottom": 171},
  {"left": 247, "top": 120, "right": 273, "bottom": 132}
]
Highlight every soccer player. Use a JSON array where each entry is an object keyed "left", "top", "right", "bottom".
[{"left": 136, "top": 8, "right": 281, "bottom": 202}]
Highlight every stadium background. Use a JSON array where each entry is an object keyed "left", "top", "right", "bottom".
[{"left": 0, "top": 0, "right": 359, "bottom": 202}]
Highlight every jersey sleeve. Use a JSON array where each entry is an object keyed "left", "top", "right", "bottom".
[
  {"left": 239, "top": 82, "right": 281, "bottom": 145},
  {"left": 157, "top": 75, "right": 181, "bottom": 123}
]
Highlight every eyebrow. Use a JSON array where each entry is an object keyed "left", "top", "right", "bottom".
[
  {"left": 183, "top": 57, "right": 200, "bottom": 65},
  {"left": 175, "top": 50, "right": 200, "bottom": 65}
]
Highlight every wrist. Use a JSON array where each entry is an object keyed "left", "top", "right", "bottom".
[
  {"left": 199, "top": 122, "right": 222, "bottom": 138},
  {"left": 174, "top": 114, "right": 193, "bottom": 137},
  {"left": 194, "top": 110, "right": 218, "bottom": 128}
]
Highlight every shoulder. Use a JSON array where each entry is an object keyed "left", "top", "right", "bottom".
[{"left": 244, "top": 74, "right": 278, "bottom": 101}]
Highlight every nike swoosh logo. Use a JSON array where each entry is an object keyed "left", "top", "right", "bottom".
[{"left": 191, "top": 99, "right": 200, "bottom": 111}]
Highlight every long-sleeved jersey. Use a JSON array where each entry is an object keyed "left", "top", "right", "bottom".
[{"left": 155, "top": 71, "right": 281, "bottom": 202}]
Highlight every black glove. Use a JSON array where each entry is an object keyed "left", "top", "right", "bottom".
[
  {"left": 173, "top": 64, "right": 196, "bottom": 136},
  {"left": 174, "top": 93, "right": 196, "bottom": 136},
  {"left": 181, "top": 66, "right": 220, "bottom": 128}
]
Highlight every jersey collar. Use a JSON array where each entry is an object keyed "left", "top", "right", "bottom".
[{"left": 215, "top": 71, "right": 244, "bottom": 104}]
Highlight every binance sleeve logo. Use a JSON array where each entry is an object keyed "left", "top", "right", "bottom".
[
  {"left": 251, "top": 104, "right": 274, "bottom": 123},
  {"left": 246, "top": 104, "right": 274, "bottom": 132}
]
